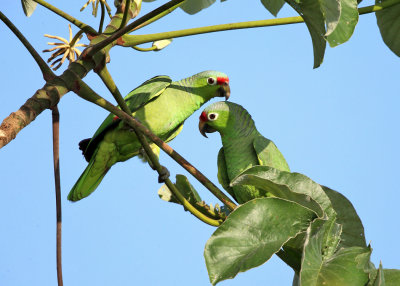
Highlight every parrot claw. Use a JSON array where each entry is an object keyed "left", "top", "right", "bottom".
[{"left": 158, "top": 166, "right": 170, "bottom": 183}]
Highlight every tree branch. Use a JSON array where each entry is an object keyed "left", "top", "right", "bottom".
[
  {"left": 51, "top": 106, "right": 63, "bottom": 286},
  {"left": 119, "top": 0, "right": 132, "bottom": 30},
  {"left": 0, "top": 2, "right": 128, "bottom": 149},
  {"left": 0, "top": 11, "right": 55, "bottom": 81},
  {"left": 98, "top": 1, "right": 106, "bottom": 33}
]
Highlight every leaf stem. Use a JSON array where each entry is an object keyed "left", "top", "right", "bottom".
[
  {"left": 121, "top": 16, "right": 304, "bottom": 47},
  {"left": 119, "top": 0, "right": 132, "bottom": 30},
  {"left": 358, "top": 0, "right": 400, "bottom": 14},
  {"left": 51, "top": 106, "right": 63, "bottom": 286},
  {"left": 70, "top": 29, "right": 85, "bottom": 47},
  {"left": 0, "top": 11, "right": 55, "bottom": 81},
  {"left": 120, "top": 0, "right": 400, "bottom": 47},
  {"left": 33, "top": 0, "right": 98, "bottom": 36},
  {"left": 132, "top": 45, "right": 157, "bottom": 52},
  {"left": 98, "top": 1, "right": 105, "bottom": 33}
]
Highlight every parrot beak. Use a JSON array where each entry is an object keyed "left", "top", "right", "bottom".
[
  {"left": 216, "top": 77, "right": 230, "bottom": 100},
  {"left": 199, "top": 121, "right": 216, "bottom": 138}
]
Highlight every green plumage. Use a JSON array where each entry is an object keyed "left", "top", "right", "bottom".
[
  {"left": 68, "top": 71, "right": 230, "bottom": 201},
  {"left": 199, "top": 101, "right": 290, "bottom": 204}
]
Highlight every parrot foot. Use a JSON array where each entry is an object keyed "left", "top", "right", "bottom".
[{"left": 158, "top": 166, "right": 170, "bottom": 183}]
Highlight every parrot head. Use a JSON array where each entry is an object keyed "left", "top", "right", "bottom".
[
  {"left": 198, "top": 101, "right": 244, "bottom": 138},
  {"left": 190, "top": 71, "right": 230, "bottom": 100}
]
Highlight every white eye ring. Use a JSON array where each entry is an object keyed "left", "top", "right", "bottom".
[
  {"left": 208, "top": 113, "right": 218, "bottom": 121},
  {"left": 207, "top": 77, "right": 216, "bottom": 85}
]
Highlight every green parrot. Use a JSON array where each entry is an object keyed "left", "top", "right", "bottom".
[
  {"left": 68, "top": 71, "right": 230, "bottom": 202},
  {"left": 198, "top": 101, "right": 289, "bottom": 204}
]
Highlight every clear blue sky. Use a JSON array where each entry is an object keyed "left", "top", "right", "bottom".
[{"left": 1, "top": 0, "right": 399, "bottom": 285}]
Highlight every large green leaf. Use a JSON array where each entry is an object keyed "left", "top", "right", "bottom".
[
  {"left": 231, "top": 166, "right": 334, "bottom": 217},
  {"left": 231, "top": 166, "right": 323, "bottom": 217},
  {"left": 369, "top": 266, "right": 400, "bottom": 286},
  {"left": 204, "top": 197, "right": 317, "bottom": 285},
  {"left": 285, "top": 0, "right": 327, "bottom": 68},
  {"left": 383, "top": 269, "right": 400, "bottom": 286},
  {"left": 376, "top": 0, "right": 400, "bottom": 57},
  {"left": 261, "top": 0, "right": 286, "bottom": 16},
  {"left": 300, "top": 218, "right": 371, "bottom": 286},
  {"left": 327, "top": 0, "right": 359, "bottom": 47},
  {"left": 180, "top": 0, "right": 216, "bottom": 14},
  {"left": 322, "top": 186, "right": 366, "bottom": 248},
  {"left": 21, "top": 0, "right": 37, "bottom": 17}
]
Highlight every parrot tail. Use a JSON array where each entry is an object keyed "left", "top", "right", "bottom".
[{"left": 67, "top": 149, "right": 110, "bottom": 202}]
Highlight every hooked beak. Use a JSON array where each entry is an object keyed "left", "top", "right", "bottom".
[
  {"left": 216, "top": 77, "right": 230, "bottom": 100},
  {"left": 199, "top": 120, "right": 217, "bottom": 138}
]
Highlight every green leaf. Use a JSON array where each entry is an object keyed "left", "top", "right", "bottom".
[
  {"left": 285, "top": 0, "right": 326, "bottom": 68},
  {"left": 327, "top": 0, "right": 359, "bottom": 47},
  {"left": 231, "top": 166, "right": 333, "bottom": 217},
  {"left": 175, "top": 174, "right": 202, "bottom": 203},
  {"left": 322, "top": 186, "right": 366, "bottom": 248},
  {"left": 320, "top": 0, "right": 341, "bottom": 35},
  {"left": 300, "top": 219, "right": 371, "bottom": 286},
  {"left": 231, "top": 166, "right": 323, "bottom": 218},
  {"left": 204, "top": 197, "right": 317, "bottom": 285},
  {"left": 21, "top": 0, "right": 37, "bottom": 17},
  {"left": 383, "top": 269, "right": 400, "bottom": 286},
  {"left": 260, "top": 0, "right": 286, "bottom": 16},
  {"left": 376, "top": 0, "right": 400, "bottom": 57},
  {"left": 180, "top": 0, "right": 216, "bottom": 14}
]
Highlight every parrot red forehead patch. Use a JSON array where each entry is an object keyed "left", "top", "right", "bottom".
[
  {"left": 200, "top": 111, "right": 208, "bottom": 122},
  {"left": 217, "top": 77, "right": 229, "bottom": 85}
]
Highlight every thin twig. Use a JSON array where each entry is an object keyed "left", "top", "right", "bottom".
[
  {"left": 51, "top": 106, "right": 63, "bottom": 286},
  {"left": 99, "top": 1, "right": 105, "bottom": 33},
  {"left": 119, "top": 0, "right": 132, "bottom": 30},
  {"left": 0, "top": 11, "right": 55, "bottom": 81}
]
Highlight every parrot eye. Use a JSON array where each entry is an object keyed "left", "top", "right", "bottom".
[
  {"left": 207, "top": 77, "right": 216, "bottom": 85},
  {"left": 208, "top": 113, "right": 218, "bottom": 121}
]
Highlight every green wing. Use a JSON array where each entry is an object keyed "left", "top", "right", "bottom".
[
  {"left": 217, "top": 148, "right": 237, "bottom": 200},
  {"left": 92, "top": 75, "right": 171, "bottom": 142},
  {"left": 124, "top": 75, "right": 172, "bottom": 111},
  {"left": 253, "top": 135, "right": 290, "bottom": 172},
  {"left": 83, "top": 75, "right": 172, "bottom": 158}
]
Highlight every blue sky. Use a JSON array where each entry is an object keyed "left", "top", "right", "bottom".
[{"left": 1, "top": 0, "right": 399, "bottom": 285}]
